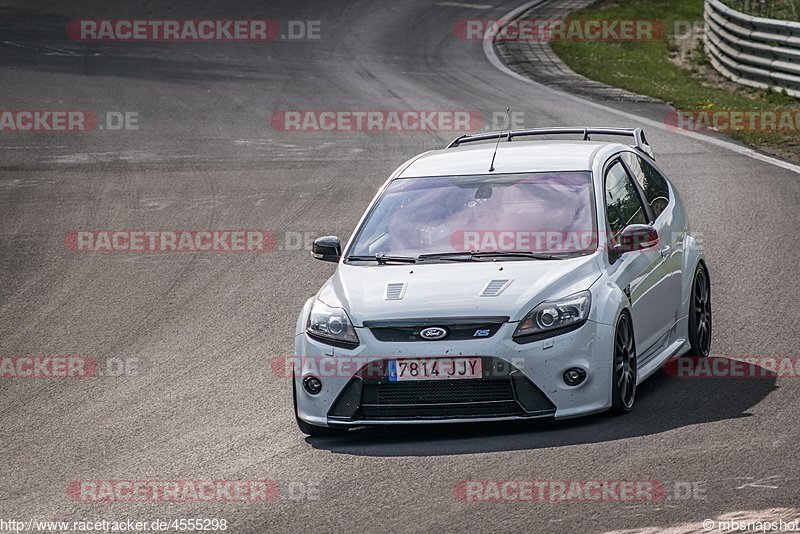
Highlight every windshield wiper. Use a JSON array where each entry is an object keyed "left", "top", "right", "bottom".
[
  {"left": 418, "top": 251, "right": 563, "bottom": 262},
  {"left": 349, "top": 251, "right": 564, "bottom": 264},
  {"left": 347, "top": 254, "right": 417, "bottom": 265},
  {"left": 417, "top": 251, "right": 478, "bottom": 262},
  {"left": 471, "top": 251, "right": 563, "bottom": 260}
]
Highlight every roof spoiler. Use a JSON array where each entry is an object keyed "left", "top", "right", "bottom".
[{"left": 446, "top": 127, "right": 655, "bottom": 160}]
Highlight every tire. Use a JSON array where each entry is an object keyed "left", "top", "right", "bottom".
[
  {"left": 687, "top": 264, "right": 712, "bottom": 358},
  {"left": 293, "top": 375, "right": 348, "bottom": 437},
  {"left": 610, "top": 311, "right": 637, "bottom": 415}
]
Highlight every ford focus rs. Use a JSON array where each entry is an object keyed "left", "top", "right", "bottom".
[{"left": 293, "top": 127, "right": 711, "bottom": 436}]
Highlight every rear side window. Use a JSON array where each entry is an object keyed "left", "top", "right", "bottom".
[
  {"left": 605, "top": 160, "right": 647, "bottom": 241},
  {"left": 622, "top": 152, "right": 670, "bottom": 219}
]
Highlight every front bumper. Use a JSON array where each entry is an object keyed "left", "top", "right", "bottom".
[{"left": 294, "top": 320, "right": 614, "bottom": 427}]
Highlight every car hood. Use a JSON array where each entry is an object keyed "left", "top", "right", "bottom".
[{"left": 318, "top": 256, "right": 602, "bottom": 326}]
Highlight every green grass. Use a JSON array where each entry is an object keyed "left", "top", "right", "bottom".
[{"left": 550, "top": 0, "right": 800, "bottom": 158}]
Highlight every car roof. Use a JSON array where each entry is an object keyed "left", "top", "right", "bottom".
[{"left": 397, "top": 140, "right": 626, "bottom": 177}]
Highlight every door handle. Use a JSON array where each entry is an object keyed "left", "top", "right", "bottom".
[{"left": 659, "top": 245, "right": 671, "bottom": 258}]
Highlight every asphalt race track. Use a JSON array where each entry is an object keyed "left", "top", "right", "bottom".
[{"left": 2, "top": 0, "right": 800, "bottom": 532}]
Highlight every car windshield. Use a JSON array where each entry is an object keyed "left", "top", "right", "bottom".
[{"left": 347, "top": 172, "right": 597, "bottom": 261}]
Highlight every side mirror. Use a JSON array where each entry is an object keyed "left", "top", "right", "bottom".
[
  {"left": 312, "top": 236, "right": 342, "bottom": 263},
  {"left": 614, "top": 224, "right": 660, "bottom": 254}
]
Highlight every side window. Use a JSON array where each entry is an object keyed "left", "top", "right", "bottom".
[
  {"left": 622, "top": 152, "right": 670, "bottom": 219},
  {"left": 605, "top": 160, "right": 647, "bottom": 242}
]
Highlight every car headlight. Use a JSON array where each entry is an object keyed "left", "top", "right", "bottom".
[
  {"left": 513, "top": 290, "right": 591, "bottom": 340},
  {"left": 306, "top": 299, "right": 360, "bottom": 346}
]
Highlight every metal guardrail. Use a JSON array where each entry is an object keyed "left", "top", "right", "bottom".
[{"left": 705, "top": 0, "right": 800, "bottom": 97}]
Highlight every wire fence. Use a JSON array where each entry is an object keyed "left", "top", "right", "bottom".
[{"left": 722, "top": 0, "right": 799, "bottom": 21}]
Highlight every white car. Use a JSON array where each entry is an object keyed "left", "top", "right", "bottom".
[{"left": 293, "top": 127, "right": 711, "bottom": 436}]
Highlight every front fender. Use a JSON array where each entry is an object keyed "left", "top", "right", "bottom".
[
  {"left": 681, "top": 234, "right": 707, "bottom": 317},
  {"left": 295, "top": 297, "right": 315, "bottom": 338},
  {"left": 589, "top": 276, "right": 629, "bottom": 328}
]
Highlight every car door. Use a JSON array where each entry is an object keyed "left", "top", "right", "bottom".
[
  {"left": 602, "top": 157, "right": 672, "bottom": 355},
  {"left": 621, "top": 151, "right": 684, "bottom": 339}
]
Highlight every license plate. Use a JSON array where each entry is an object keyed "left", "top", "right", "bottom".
[{"left": 388, "top": 358, "right": 483, "bottom": 381}]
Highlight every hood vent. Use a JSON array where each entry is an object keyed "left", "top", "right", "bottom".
[
  {"left": 385, "top": 282, "right": 407, "bottom": 300},
  {"left": 480, "top": 279, "right": 512, "bottom": 297}
]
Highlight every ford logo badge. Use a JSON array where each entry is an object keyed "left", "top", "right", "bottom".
[{"left": 419, "top": 327, "right": 448, "bottom": 340}]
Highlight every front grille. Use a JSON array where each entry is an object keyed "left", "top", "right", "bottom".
[
  {"left": 327, "top": 357, "right": 555, "bottom": 422},
  {"left": 365, "top": 316, "right": 509, "bottom": 342},
  {"left": 362, "top": 379, "right": 514, "bottom": 405},
  {"left": 511, "top": 373, "right": 560, "bottom": 414},
  {"left": 327, "top": 378, "right": 362, "bottom": 418},
  {"left": 362, "top": 402, "right": 522, "bottom": 419}
]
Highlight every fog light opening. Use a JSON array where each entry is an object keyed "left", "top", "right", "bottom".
[
  {"left": 563, "top": 367, "right": 587, "bottom": 387},
  {"left": 303, "top": 375, "right": 323, "bottom": 395}
]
